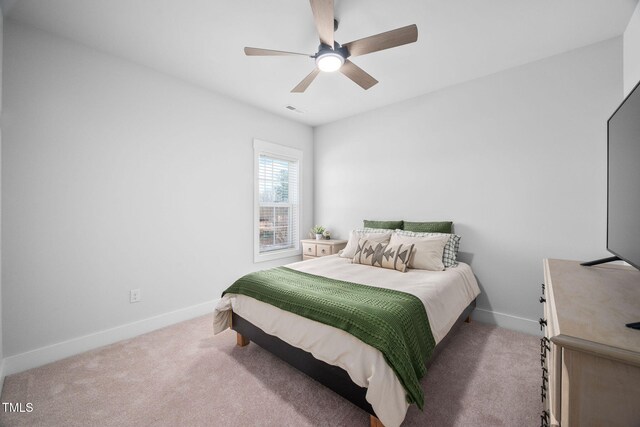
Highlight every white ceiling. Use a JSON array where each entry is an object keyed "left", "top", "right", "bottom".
[{"left": 2, "top": 0, "right": 638, "bottom": 126}]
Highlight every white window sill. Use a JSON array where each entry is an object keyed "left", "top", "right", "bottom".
[{"left": 254, "top": 248, "right": 301, "bottom": 263}]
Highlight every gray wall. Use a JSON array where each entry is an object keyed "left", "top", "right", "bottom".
[
  {"left": 314, "top": 38, "right": 622, "bottom": 332},
  {"left": 624, "top": 1, "right": 640, "bottom": 95},
  {"left": 1, "top": 21, "right": 313, "bottom": 357}
]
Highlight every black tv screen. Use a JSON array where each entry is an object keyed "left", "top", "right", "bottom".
[{"left": 607, "top": 80, "right": 640, "bottom": 270}]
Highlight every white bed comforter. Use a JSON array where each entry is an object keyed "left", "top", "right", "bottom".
[{"left": 213, "top": 255, "right": 480, "bottom": 427}]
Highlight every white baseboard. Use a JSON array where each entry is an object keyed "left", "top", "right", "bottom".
[
  {"left": 0, "top": 357, "right": 6, "bottom": 396},
  {"left": 472, "top": 307, "right": 541, "bottom": 336},
  {"left": 2, "top": 299, "right": 220, "bottom": 377}
]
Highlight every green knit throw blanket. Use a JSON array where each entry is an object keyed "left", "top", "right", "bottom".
[{"left": 222, "top": 266, "right": 435, "bottom": 409}]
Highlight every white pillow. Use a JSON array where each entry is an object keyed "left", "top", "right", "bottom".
[
  {"left": 389, "top": 233, "right": 448, "bottom": 271},
  {"left": 394, "top": 229, "right": 461, "bottom": 268},
  {"left": 340, "top": 230, "right": 392, "bottom": 258}
]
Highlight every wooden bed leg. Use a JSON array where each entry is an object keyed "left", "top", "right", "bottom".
[
  {"left": 464, "top": 315, "right": 471, "bottom": 323},
  {"left": 370, "top": 415, "right": 385, "bottom": 427},
  {"left": 236, "top": 332, "right": 250, "bottom": 347}
]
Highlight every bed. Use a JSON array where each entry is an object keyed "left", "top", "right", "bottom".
[{"left": 213, "top": 252, "right": 480, "bottom": 427}]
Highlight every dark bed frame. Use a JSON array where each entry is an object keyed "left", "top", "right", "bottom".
[{"left": 230, "top": 299, "right": 476, "bottom": 427}]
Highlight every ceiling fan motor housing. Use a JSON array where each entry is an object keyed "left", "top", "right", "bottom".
[{"left": 315, "top": 42, "right": 350, "bottom": 60}]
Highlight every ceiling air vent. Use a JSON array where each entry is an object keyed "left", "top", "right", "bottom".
[{"left": 285, "top": 105, "right": 304, "bottom": 113}]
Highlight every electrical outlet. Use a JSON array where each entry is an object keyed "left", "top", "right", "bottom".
[{"left": 130, "top": 289, "right": 141, "bottom": 303}]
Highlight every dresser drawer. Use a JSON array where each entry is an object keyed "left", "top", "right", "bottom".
[
  {"left": 302, "top": 242, "right": 317, "bottom": 257},
  {"left": 541, "top": 279, "right": 561, "bottom": 427}
]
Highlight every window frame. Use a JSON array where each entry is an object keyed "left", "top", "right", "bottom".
[{"left": 253, "top": 139, "right": 303, "bottom": 263}]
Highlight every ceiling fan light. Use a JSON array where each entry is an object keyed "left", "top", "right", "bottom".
[{"left": 316, "top": 52, "right": 344, "bottom": 72}]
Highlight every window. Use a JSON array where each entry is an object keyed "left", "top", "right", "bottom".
[{"left": 254, "top": 139, "right": 302, "bottom": 262}]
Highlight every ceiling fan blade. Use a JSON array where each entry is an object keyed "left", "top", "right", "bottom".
[
  {"left": 343, "top": 24, "right": 418, "bottom": 57},
  {"left": 340, "top": 60, "right": 378, "bottom": 90},
  {"left": 309, "top": 0, "right": 334, "bottom": 47},
  {"left": 291, "top": 68, "right": 321, "bottom": 93},
  {"left": 244, "top": 47, "right": 311, "bottom": 57}
]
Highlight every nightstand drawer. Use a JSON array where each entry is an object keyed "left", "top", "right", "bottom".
[
  {"left": 316, "top": 244, "right": 332, "bottom": 257},
  {"left": 302, "top": 242, "right": 317, "bottom": 257}
]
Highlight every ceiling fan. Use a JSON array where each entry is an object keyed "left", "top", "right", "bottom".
[{"left": 244, "top": 0, "right": 418, "bottom": 93}]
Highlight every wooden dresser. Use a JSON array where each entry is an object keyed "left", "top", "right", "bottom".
[
  {"left": 541, "top": 259, "right": 640, "bottom": 427},
  {"left": 301, "top": 239, "right": 347, "bottom": 260}
]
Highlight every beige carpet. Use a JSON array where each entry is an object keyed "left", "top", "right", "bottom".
[{"left": 0, "top": 315, "right": 541, "bottom": 426}]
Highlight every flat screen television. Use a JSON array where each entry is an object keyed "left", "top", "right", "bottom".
[{"left": 583, "top": 79, "right": 640, "bottom": 270}]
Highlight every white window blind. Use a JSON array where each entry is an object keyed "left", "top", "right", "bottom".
[{"left": 254, "top": 140, "right": 302, "bottom": 262}]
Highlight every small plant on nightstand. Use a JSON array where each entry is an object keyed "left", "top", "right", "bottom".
[{"left": 311, "top": 225, "right": 326, "bottom": 240}]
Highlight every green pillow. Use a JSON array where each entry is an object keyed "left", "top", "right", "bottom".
[
  {"left": 404, "top": 221, "right": 453, "bottom": 233},
  {"left": 363, "top": 220, "right": 404, "bottom": 230}
]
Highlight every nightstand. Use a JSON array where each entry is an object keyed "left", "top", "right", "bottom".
[{"left": 301, "top": 239, "right": 347, "bottom": 260}]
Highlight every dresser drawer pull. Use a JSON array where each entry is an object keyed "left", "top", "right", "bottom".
[
  {"left": 539, "top": 318, "right": 547, "bottom": 330},
  {"left": 539, "top": 296, "right": 546, "bottom": 303},
  {"left": 321, "top": 249, "right": 326, "bottom": 254},
  {"left": 540, "top": 337, "right": 551, "bottom": 355},
  {"left": 307, "top": 247, "right": 312, "bottom": 252},
  {"left": 540, "top": 410, "right": 550, "bottom": 427}
]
